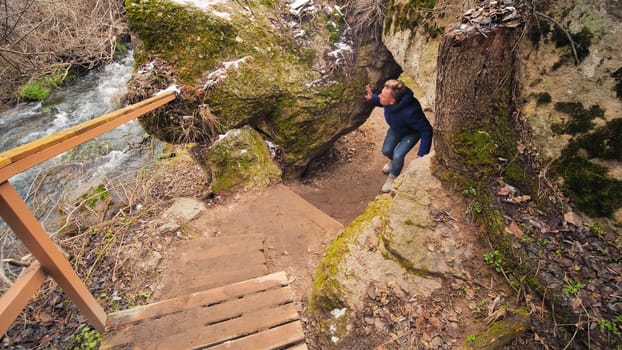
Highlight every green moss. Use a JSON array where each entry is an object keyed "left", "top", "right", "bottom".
[
  {"left": 206, "top": 126, "right": 281, "bottom": 192},
  {"left": 325, "top": 10, "right": 345, "bottom": 45},
  {"left": 504, "top": 160, "right": 533, "bottom": 193},
  {"left": 550, "top": 156, "right": 622, "bottom": 217},
  {"left": 125, "top": 0, "right": 236, "bottom": 83},
  {"left": 113, "top": 41, "right": 130, "bottom": 60},
  {"left": 19, "top": 68, "right": 67, "bottom": 101},
  {"left": 385, "top": 0, "right": 436, "bottom": 34},
  {"left": 466, "top": 308, "right": 530, "bottom": 350},
  {"left": 453, "top": 131, "right": 497, "bottom": 176},
  {"left": 259, "top": 0, "right": 275, "bottom": 7},
  {"left": 381, "top": 237, "right": 434, "bottom": 278},
  {"left": 309, "top": 196, "right": 392, "bottom": 313},
  {"left": 80, "top": 184, "right": 110, "bottom": 208},
  {"left": 20, "top": 82, "right": 51, "bottom": 101},
  {"left": 552, "top": 101, "right": 603, "bottom": 135},
  {"left": 422, "top": 21, "right": 444, "bottom": 39}
]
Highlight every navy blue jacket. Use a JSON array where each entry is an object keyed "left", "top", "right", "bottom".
[{"left": 370, "top": 88, "right": 433, "bottom": 157}]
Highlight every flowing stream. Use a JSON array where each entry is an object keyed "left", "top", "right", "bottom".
[{"left": 0, "top": 51, "right": 161, "bottom": 232}]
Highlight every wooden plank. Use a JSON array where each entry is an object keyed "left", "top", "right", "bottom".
[
  {"left": 99, "top": 335, "right": 131, "bottom": 350},
  {"left": 103, "top": 286, "right": 295, "bottom": 348},
  {"left": 155, "top": 302, "right": 300, "bottom": 349},
  {"left": 0, "top": 91, "right": 174, "bottom": 166},
  {"left": 288, "top": 343, "right": 309, "bottom": 350},
  {"left": 107, "top": 271, "right": 288, "bottom": 327},
  {"left": 0, "top": 157, "right": 10, "bottom": 168},
  {"left": 206, "top": 321, "right": 306, "bottom": 350},
  {"left": 0, "top": 182, "right": 106, "bottom": 332},
  {"left": 0, "top": 261, "right": 46, "bottom": 336},
  {"left": 188, "top": 263, "right": 268, "bottom": 292},
  {"left": 0, "top": 91, "right": 175, "bottom": 183}
]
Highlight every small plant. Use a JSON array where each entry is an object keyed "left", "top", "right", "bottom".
[
  {"left": 469, "top": 299, "right": 488, "bottom": 318},
  {"left": 563, "top": 279, "right": 585, "bottom": 296},
  {"left": 462, "top": 187, "right": 477, "bottom": 196},
  {"left": 81, "top": 184, "right": 110, "bottom": 208},
  {"left": 519, "top": 236, "right": 533, "bottom": 244},
  {"left": 484, "top": 250, "right": 503, "bottom": 272},
  {"left": 104, "top": 231, "right": 116, "bottom": 244},
  {"left": 473, "top": 201, "right": 483, "bottom": 214},
  {"left": 598, "top": 317, "right": 622, "bottom": 336},
  {"left": 20, "top": 81, "right": 51, "bottom": 101},
  {"left": 467, "top": 334, "right": 476, "bottom": 343},
  {"left": 19, "top": 70, "right": 65, "bottom": 101},
  {"left": 588, "top": 223, "right": 603, "bottom": 236},
  {"left": 70, "top": 326, "right": 101, "bottom": 350}
]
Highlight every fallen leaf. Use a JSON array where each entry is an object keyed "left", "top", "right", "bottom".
[
  {"left": 564, "top": 211, "right": 583, "bottom": 226},
  {"left": 497, "top": 186, "right": 512, "bottom": 196},
  {"left": 37, "top": 311, "right": 52, "bottom": 323},
  {"left": 570, "top": 297, "right": 582, "bottom": 311},
  {"left": 505, "top": 221, "right": 524, "bottom": 238}
]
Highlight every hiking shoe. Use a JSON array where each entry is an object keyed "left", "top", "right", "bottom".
[
  {"left": 381, "top": 174, "right": 396, "bottom": 193},
  {"left": 382, "top": 161, "right": 392, "bottom": 174}
]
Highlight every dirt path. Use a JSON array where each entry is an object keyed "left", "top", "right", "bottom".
[{"left": 288, "top": 108, "right": 419, "bottom": 225}]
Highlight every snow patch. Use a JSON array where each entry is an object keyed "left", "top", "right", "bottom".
[
  {"left": 202, "top": 56, "right": 252, "bottom": 90},
  {"left": 155, "top": 85, "right": 180, "bottom": 96},
  {"left": 289, "top": 0, "right": 316, "bottom": 16},
  {"left": 214, "top": 128, "right": 242, "bottom": 145},
  {"left": 329, "top": 324, "right": 339, "bottom": 344},
  {"left": 331, "top": 307, "right": 347, "bottom": 318},
  {"left": 211, "top": 10, "right": 231, "bottom": 20},
  {"left": 138, "top": 61, "right": 155, "bottom": 74},
  {"left": 169, "top": 0, "right": 231, "bottom": 19},
  {"left": 327, "top": 42, "right": 352, "bottom": 65},
  {"left": 264, "top": 140, "right": 279, "bottom": 157}
]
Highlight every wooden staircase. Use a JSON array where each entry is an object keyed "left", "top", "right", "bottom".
[{"left": 101, "top": 235, "right": 307, "bottom": 349}]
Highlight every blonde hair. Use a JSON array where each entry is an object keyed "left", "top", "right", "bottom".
[{"left": 384, "top": 79, "right": 407, "bottom": 101}]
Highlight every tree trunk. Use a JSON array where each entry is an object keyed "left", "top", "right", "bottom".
[{"left": 434, "top": 27, "right": 519, "bottom": 178}]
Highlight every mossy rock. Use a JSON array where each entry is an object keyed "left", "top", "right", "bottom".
[
  {"left": 466, "top": 308, "right": 531, "bottom": 350},
  {"left": 200, "top": 125, "right": 281, "bottom": 192},
  {"left": 125, "top": 0, "right": 399, "bottom": 175}
]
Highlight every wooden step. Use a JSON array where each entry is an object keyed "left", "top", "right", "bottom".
[
  {"left": 156, "top": 235, "right": 268, "bottom": 299},
  {"left": 102, "top": 271, "right": 306, "bottom": 349}
]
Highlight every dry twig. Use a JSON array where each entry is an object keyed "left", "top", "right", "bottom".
[{"left": 534, "top": 11, "right": 580, "bottom": 65}]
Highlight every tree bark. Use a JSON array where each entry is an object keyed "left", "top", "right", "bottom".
[{"left": 434, "top": 27, "right": 519, "bottom": 177}]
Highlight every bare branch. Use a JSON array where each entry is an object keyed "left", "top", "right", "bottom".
[
  {"left": 535, "top": 11, "right": 580, "bottom": 65},
  {"left": 0, "top": 0, "right": 124, "bottom": 104}
]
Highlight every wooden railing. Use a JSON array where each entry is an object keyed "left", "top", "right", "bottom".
[{"left": 0, "top": 90, "right": 176, "bottom": 336}]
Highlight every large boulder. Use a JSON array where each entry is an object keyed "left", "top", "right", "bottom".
[
  {"left": 308, "top": 156, "right": 503, "bottom": 348},
  {"left": 124, "top": 0, "right": 401, "bottom": 176}
]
